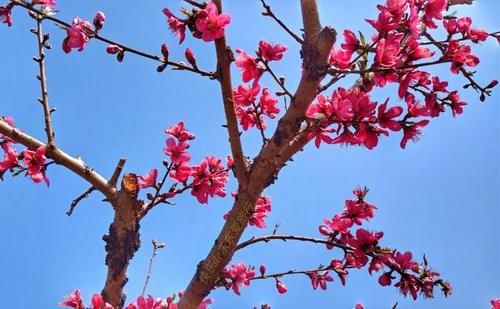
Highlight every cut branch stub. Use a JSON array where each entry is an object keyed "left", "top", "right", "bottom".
[{"left": 101, "top": 173, "right": 142, "bottom": 308}]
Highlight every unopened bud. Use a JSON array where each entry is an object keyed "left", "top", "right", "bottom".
[
  {"left": 184, "top": 48, "right": 197, "bottom": 68},
  {"left": 161, "top": 43, "right": 169, "bottom": 59},
  {"left": 106, "top": 45, "right": 121, "bottom": 54},
  {"left": 93, "top": 11, "right": 106, "bottom": 31}
]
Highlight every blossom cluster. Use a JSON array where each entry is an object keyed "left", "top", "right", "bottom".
[
  {"left": 231, "top": 41, "right": 288, "bottom": 131},
  {"left": 138, "top": 122, "right": 229, "bottom": 205},
  {"left": 316, "top": 187, "right": 452, "bottom": 299},
  {"left": 163, "top": 1, "right": 230, "bottom": 44},
  {"left": 224, "top": 188, "right": 451, "bottom": 301},
  {"left": 58, "top": 290, "right": 213, "bottom": 309},
  {"left": 0, "top": 117, "right": 50, "bottom": 185},
  {"left": 311, "top": 0, "right": 496, "bottom": 150}
]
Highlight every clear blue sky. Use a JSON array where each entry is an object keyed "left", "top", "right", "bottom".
[{"left": 0, "top": 1, "right": 498, "bottom": 308}]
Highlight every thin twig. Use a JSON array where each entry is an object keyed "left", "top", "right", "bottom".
[
  {"left": 11, "top": 0, "right": 215, "bottom": 78},
  {"left": 261, "top": 59, "right": 293, "bottom": 99},
  {"left": 328, "top": 59, "right": 449, "bottom": 75},
  {"left": 236, "top": 234, "right": 349, "bottom": 251},
  {"left": 66, "top": 186, "right": 96, "bottom": 216},
  {"left": 183, "top": 0, "right": 206, "bottom": 9},
  {"left": 140, "top": 162, "right": 173, "bottom": 218},
  {"left": 260, "top": 0, "right": 304, "bottom": 44},
  {"left": 141, "top": 240, "right": 166, "bottom": 296},
  {"left": 250, "top": 99, "right": 268, "bottom": 146},
  {"left": 423, "top": 32, "right": 491, "bottom": 98},
  {"left": 420, "top": 30, "right": 500, "bottom": 46},
  {"left": 34, "top": 17, "right": 55, "bottom": 146}
]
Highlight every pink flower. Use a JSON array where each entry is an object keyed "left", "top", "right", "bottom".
[
  {"left": 235, "top": 49, "right": 264, "bottom": 83},
  {"left": 165, "top": 122, "right": 195, "bottom": 142},
  {"left": 93, "top": 11, "right": 106, "bottom": 31},
  {"left": 348, "top": 229, "right": 383, "bottom": 266},
  {"left": 378, "top": 100, "right": 403, "bottom": 131},
  {"left": 0, "top": 143, "right": 19, "bottom": 175},
  {"left": 0, "top": 4, "right": 14, "bottom": 27},
  {"left": 23, "top": 145, "right": 49, "bottom": 186},
  {"left": 32, "top": 0, "right": 57, "bottom": 7},
  {"left": 59, "top": 290, "right": 84, "bottom": 309},
  {"left": 198, "top": 298, "right": 213, "bottom": 309},
  {"left": 355, "top": 123, "right": 388, "bottom": 150},
  {"left": 233, "top": 84, "right": 260, "bottom": 107},
  {"left": 323, "top": 214, "right": 352, "bottom": 235},
  {"left": 195, "top": 2, "right": 231, "bottom": 42},
  {"left": 248, "top": 196, "right": 272, "bottom": 228},
  {"left": 307, "top": 126, "right": 334, "bottom": 149},
  {"left": 235, "top": 107, "right": 259, "bottom": 131},
  {"left": 138, "top": 168, "right": 158, "bottom": 189},
  {"left": 224, "top": 263, "right": 255, "bottom": 295},
  {"left": 170, "top": 161, "right": 191, "bottom": 183},
  {"left": 191, "top": 156, "right": 228, "bottom": 204},
  {"left": 491, "top": 298, "right": 500, "bottom": 309},
  {"left": 375, "top": 32, "right": 403, "bottom": 68},
  {"left": 308, "top": 271, "right": 333, "bottom": 290},
  {"left": 91, "top": 294, "right": 114, "bottom": 309},
  {"left": 354, "top": 304, "right": 365, "bottom": 309},
  {"left": 62, "top": 17, "right": 94, "bottom": 53},
  {"left": 275, "top": 280, "right": 288, "bottom": 294},
  {"left": 423, "top": 0, "right": 447, "bottom": 29},
  {"left": 341, "top": 30, "right": 359, "bottom": 54},
  {"left": 258, "top": 40, "right": 288, "bottom": 61},
  {"left": 447, "top": 91, "right": 467, "bottom": 117},
  {"left": 467, "top": 28, "right": 488, "bottom": 43},
  {"left": 400, "top": 120, "right": 429, "bottom": 149},
  {"left": 125, "top": 295, "right": 167, "bottom": 309},
  {"left": 444, "top": 40, "right": 479, "bottom": 74},
  {"left": 329, "top": 48, "right": 353, "bottom": 70},
  {"left": 162, "top": 9, "right": 186, "bottom": 44},
  {"left": 343, "top": 199, "right": 377, "bottom": 225},
  {"left": 395, "top": 274, "right": 420, "bottom": 300},
  {"left": 164, "top": 138, "right": 191, "bottom": 165},
  {"left": 259, "top": 88, "right": 280, "bottom": 118}
]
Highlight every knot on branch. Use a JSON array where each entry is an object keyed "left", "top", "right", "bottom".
[{"left": 302, "top": 26, "right": 336, "bottom": 81}]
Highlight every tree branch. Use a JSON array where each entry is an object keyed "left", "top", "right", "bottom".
[
  {"left": 34, "top": 17, "right": 55, "bottom": 146},
  {"left": 0, "top": 119, "right": 116, "bottom": 201},
  {"left": 211, "top": 1, "right": 249, "bottom": 185},
  {"left": 235, "top": 234, "right": 349, "bottom": 251},
  {"left": 260, "top": 0, "right": 304, "bottom": 44},
  {"left": 11, "top": 0, "right": 215, "bottom": 78},
  {"left": 178, "top": 2, "right": 335, "bottom": 308}
]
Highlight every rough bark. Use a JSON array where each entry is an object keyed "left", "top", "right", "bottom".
[
  {"left": 177, "top": 1, "right": 336, "bottom": 307},
  {"left": 101, "top": 174, "right": 142, "bottom": 308}
]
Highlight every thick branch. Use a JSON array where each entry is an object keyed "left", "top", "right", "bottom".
[
  {"left": 0, "top": 119, "right": 116, "bottom": 201},
  {"left": 101, "top": 175, "right": 142, "bottom": 308},
  {"left": 178, "top": 1, "right": 334, "bottom": 308}
]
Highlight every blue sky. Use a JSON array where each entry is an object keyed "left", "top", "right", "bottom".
[{"left": 0, "top": 0, "right": 498, "bottom": 308}]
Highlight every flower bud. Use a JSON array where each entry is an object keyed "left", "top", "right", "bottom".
[
  {"left": 161, "top": 43, "right": 169, "bottom": 59},
  {"left": 275, "top": 280, "right": 288, "bottom": 294},
  {"left": 106, "top": 45, "right": 121, "bottom": 54},
  {"left": 259, "top": 264, "right": 266, "bottom": 276},
  {"left": 93, "top": 11, "right": 106, "bottom": 31},
  {"left": 185, "top": 48, "right": 197, "bottom": 68}
]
